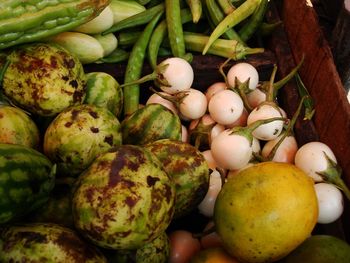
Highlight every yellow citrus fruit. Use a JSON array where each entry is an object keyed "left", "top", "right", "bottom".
[
  {"left": 190, "top": 247, "right": 241, "bottom": 263},
  {"left": 214, "top": 162, "right": 318, "bottom": 263}
]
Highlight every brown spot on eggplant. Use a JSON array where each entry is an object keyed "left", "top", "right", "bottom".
[
  {"left": 125, "top": 196, "right": 139, "bottom": 207},
  {"left": 65, "top": 122, "right": 73, "bottom": 128},
  {"left": 73, "top": 90, "right": 85, "bottom": 103},
  {"left": 90, "top": 127, "right": 99, "bottom": 133},
  {"left": 84, "top": 188, "right": 95, "bottom": 204},
  {"left": 62, "top": 75, "right": 69, "bottom": 81},
  {"left": 69, "top": 80, "right": 78, "bottom": 88},
  {"left": 50, "top": 55, "right": 58, "bottom": 68},
  {"left": 71, "top": 109, "right": 80, "bottom": 121},
  {"left": 108, "top": 147, "right": 145, "bottom": 187},
  {"left": 15, "top": 231, "right": 48, "bottom": 248},
  {"left": 0, "top": 112, "right": 3, "bottom": 118},
  {"left": 163, "top": 184, "right": 173, "bottom": 203},
  {"left": 147, "top": 176, "right": 159, "bottom": 187},
  {"left": 88, "top": 110, "right": 98, "bottom": 119},
  {"left": 55, "top": 231, "right": 97, "bottom": 260},
  {"left": 104, "top": 135, "right": 113, "bottom": 146},
  {"left": 64, "top": 58, "right": 76, "bottom": 69}
]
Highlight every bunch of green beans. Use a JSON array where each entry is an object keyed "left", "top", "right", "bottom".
[{"left": 101, "top": 0, "right": 280, "bottom": 117}]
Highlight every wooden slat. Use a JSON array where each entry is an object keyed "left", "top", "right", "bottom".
[
  {"left": 281, "top": 0, "right": 350, "bottom": 186},
  {"left": 278, "top": 0, "right": 350, "bottom": 241}
]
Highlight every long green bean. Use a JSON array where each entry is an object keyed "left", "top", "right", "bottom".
[
  {"left": 238, "top": 0, "right": 268, "bottom": 42},
  {"left": 258, "top": 21, "right": 283, "bottom": 36},
  {"left": 165, "top": 0, "right": 186, "bottom": 57},
  {"left": 123, "top": 11, "right": 163, "bottom": 116},
  {"left": 202, "top": 0, "right": 260, "bottom": 54},
  {"left": 118, "top": 31, "right": 143, "bottom": 47},
  {"left": 148, "top": 8, "right": 193, "bottom": 69},
  {"left": 186, "top": 0, "right": 202, "bottom": 23},
  {"left": 205, "top": 0, "right": 243, "bottom": 43},
  {"left": 98, "top": 48, "right": 130, "bottom": 63}
]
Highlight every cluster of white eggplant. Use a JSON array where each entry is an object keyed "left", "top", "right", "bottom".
[{"left": 143, "top": 56, "right": 349, "bottom": 227}]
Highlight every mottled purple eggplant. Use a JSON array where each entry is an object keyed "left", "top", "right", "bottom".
[
  {"left": 135, "top": 231, "right": 170, "bottom": 263},
  {"left": 145, "top": 139, "right": 209, "bottom": 218},
  {"left": 105, "top": 231, "right": 170, "bottom": 263},
  {"left": 72, "top": 145, "right": 176, "bottom": 250},
  {"left": 0, "top": 223, "right": 107, "bottom": 262},
  {"left": 43, "top": 104, "right": 122, "bottom": 177},
  {"left": 0, "top": 105, "right": 40, "bottom": 149},
  {"left": 2, "top": 43, "right": 86, "bottom": 116},
  {"left": 28, "top": 179, "right": 75, "bottom": 228}
]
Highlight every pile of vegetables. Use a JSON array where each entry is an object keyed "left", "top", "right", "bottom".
[{"left": 1, "top": 0, "right": 350, "bottom": 262}]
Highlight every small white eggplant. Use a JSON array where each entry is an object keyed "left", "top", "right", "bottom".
[
  {"left": 198, "top": 169, "right": 223, "bottom": 217},
  {"left": 315, "top": 183, "right": 344, "bottom": 224}
]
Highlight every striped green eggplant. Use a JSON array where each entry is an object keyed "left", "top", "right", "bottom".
[
  {"left": 121, "top": 103, "right": 182, "bottom": 145},
  {"left": 0, "top": 143, "right": 56, "bottom": 224}
]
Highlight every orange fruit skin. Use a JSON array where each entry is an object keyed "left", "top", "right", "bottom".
[
  {"left": 190, "top": 247, "right": 241, "bottom": 263},
  {"left": 214, "top": 162, "right": 318, "bottom": 263}
]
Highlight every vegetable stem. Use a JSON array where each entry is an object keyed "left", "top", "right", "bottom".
[
  {"left": 202, "top": 0, "right": 261, "bottom": 54},
  {"left": 266, "top": 64, "right": 278, "bottom": 102},
  {"left": 265, "top": 96, "right": 306, "bottom": 161},
  {"left": 238, "top": 0, "right": 268, "bottom": 42},
  {"left": 318, "top": 154, "right": 350, "bottom": 201},
  {"left": 230, "top": 117, "right": 287, "bottom": 145},
  {"left": 295, "top": 72, "right": 315, "bottom": 120},
  {"left": 183, "top": 32, "right": 264, "bottom": 59}
]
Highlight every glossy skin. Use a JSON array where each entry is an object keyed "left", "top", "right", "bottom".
[
  {"left": 145, "top": 139, "right": 209, "bottom": 218},
  {"left": 0, "top": 223, "right": 107, "bottom": 263},
  {"left": 72, "top": 145, "right": 176, "bottom": 250},
  {"left": 214, "top": 162, "right": 318, "bottom": 263},
  {"left": 43, "top": 104, "right": 122, "bottom": 177},
  {"left": 3, "top": 43, "right": 86, "bottom": 116},
  {"left": 0, "top": 105, "right": 40, "bottom": 149}
]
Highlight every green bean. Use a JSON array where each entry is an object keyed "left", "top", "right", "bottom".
[
  {"left": 202, "top": 0, "right": 260, "bottom": 54},
  {"left": 117, "top": 31, "right": 142, "bottom": 47},
  {"left": 181, "top": 31, "right": 264, "bottom": 59},
  {"left": 204, "top": 0, "right": 243, "bottom": 43},
  {"left": 123, "top": 11, "right": 164, "bottom": 117},
  {"left": 103, "top": 3, "right": 165, "bottom": 34},
  {"left": 148, "top": 21, "right": 167, "bottom": 69},
  {"left": 238, "top": 0, "right": 268, "bottom": 42},
  {"left": 258, "top": 21, "right": 283, "bottom": 36},
  {"left": 98, "top": 48, "right": 130, "bottom": 63},
  {"left": 217, "top": 0, "right": 236, "bottom": 15},
  {"left": 165, "top": 0, "right": 186, "bottom": 57},
  {"left": 158, "top": 47, "right": 172, "bottom": 56},
  {"left": 148, "top": 8, "right": 193, "bottom": 69},
  {"left": 186, "top": 0, "right": 202, "bottom": 23}
]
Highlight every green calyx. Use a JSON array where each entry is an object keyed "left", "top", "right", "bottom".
[{"left": 317, "top": 153, "right": 350, "bottom": 201}]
